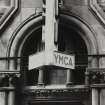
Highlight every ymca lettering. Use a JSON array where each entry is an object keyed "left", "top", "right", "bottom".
[
  {"left": 54, "top": 53, "right": 73, "bottom": 66},
  {"left": 29, "top": 51, "right": 75, "bottom": 70}
]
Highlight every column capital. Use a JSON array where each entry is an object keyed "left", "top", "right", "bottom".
[{"left": 0, "top": 71, "right": 20, "bottom": 87}]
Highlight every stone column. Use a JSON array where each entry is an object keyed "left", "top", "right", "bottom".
[
  {"left": 100, "top": 89, "right": 105, "bottom": 105},
  {"left": 0, "top": 92, "right": 6, "bottom": 105},
  {"left": 92, "top": 88, "right": 99, "bottom": 105},
  {"left": 8, "top": 91, "right": 15, "bottom": 105},
  {"left": 0, "top": 75, "right": 5, "bottom": 105},
  {"left": 66, "top": 69, "right": 73, "bottom": 86},
  {"left": 8, "top": 74, "right": 21, "bottom": 105},
  {"left": 8, "top": 76, "right": 16, "bottom": 105},
  {"left": 38, "top": 69, "right": 44, "bottom": 86},
  {"left": 85, "top": 69, "right": 90, "bottom": 86}
]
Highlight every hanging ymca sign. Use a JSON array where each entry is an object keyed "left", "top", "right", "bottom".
[
  {"left": 29, "top": 0, "right": 75, "bottom": 70},
  {"left": 0, "top": 0, "right": 18, "bottom": 29},
  {"left": 29, "top": 51, "right": 75, "bottom": 70}
]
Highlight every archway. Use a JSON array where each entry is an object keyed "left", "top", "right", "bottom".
[
  {"left": 19, "top": 19, "right": 88, "bottom": 85},
  {"left": 7, "top": 13, "right": 98, "bottom": 85},
  {"left": 7, "top": 13, "right": 98, "bottom": 105}
]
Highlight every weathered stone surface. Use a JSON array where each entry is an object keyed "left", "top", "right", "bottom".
[
  {"left": 100, "top": 89, "right": 105, "bottom": 105},
  {"left": 64, "top": 0, "right": 88, "bottom": 6},
  {"left": 21, "top": 8, "right": 35, "bottom": 22},
  {"left": 21, "top": 0, "right": 42, "bottom": 8}
]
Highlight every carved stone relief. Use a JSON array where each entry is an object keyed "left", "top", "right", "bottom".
[
  {"left": 89, "top": 0, "right": 105, "bottom": 27},
  {"left": 0, "top": 0, "right": 18, "bottom": 29}
]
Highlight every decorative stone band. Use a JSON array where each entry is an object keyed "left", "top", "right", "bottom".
[{"left": 23, "top": 85, "right": 89, "bottom": 97}]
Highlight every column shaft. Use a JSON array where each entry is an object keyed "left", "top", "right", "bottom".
[
  {"left": 92, "top": 88, "right": 99, "bottom": 105},
  {"left": 66, "top": 69, "right": 73, "bottom": 86},
  {"left": 38, "top": 69, "right": 44, "bottom": 86}
]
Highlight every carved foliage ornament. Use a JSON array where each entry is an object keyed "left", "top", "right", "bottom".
[
  {"left": 23, "top": 88, "right": 89, "bottom": 98},
  {"left": 0, "top": 0, "right": 18, "bottom": 29}
]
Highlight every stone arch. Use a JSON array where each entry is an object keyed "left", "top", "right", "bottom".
[{"left": 6, "top": 13, "right": 98, "bottom": 69}]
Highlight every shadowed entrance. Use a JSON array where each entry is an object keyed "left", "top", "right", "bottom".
[
  {"left": 7, "top": 14, "right": 97, "bottom": 105},
  {"left": 29, "top": 102, "right": 84, "bottom": 105}
]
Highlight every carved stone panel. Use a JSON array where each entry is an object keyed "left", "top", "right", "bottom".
[
  {"left": 89, "top": 0, "right": 105, "bottom": 27},
  {"left": 0, "top": 0, "right": 18, "bottom": 29},
  {"left": 97, "top": 0, "right": 105, "bottom": 11}
]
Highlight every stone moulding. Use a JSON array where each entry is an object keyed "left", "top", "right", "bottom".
[
  {"left": 0, "top": 0, "right": 18, "bottom": 30},
  {"left": 89, "top": 0, "right": 105, "bottom": 28},
  {"left": 23, "top": 85, "right": 89, "bottom": 97}
]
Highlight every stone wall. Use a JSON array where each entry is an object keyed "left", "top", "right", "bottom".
[{"left": 0, "top": 0, "right": 105, "bottom": 105}]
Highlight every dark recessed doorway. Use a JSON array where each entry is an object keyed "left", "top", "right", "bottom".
[
  {"left": 20, "top": 17, "right": 88, "bottom": 85},
  {"left": 29, "top": 102, "right": 84, "bottom": 105}
]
